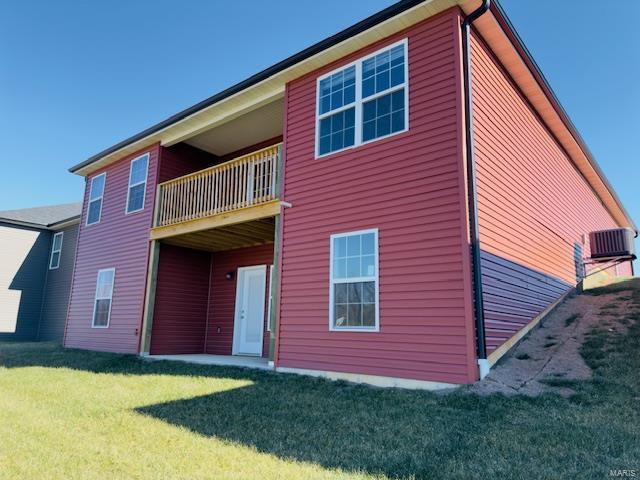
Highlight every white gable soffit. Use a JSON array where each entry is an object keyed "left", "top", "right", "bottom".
[{"left": 73, "top": 0, "right": 461, "bottom": 177}]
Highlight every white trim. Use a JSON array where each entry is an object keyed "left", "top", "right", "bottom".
[
  {"left": 91, "top": 267, "right": 115, "bottom": 329},
  {"left": 315, "top": 38, "right": 409, "bottom": 159},
  {"left": 477, "top": 359, "right": 490, "bottom": 379},
  {"left": 267, "top": 264, "right": 275, "bottom": 332},
  {"left": 48, "top": 231, "right": 63, "bottom": 270},
  {"left": 329, "top": 228, "right": 380, "bottom": 332},
  {"left": 86, "top": 172, "right": 106, "bottom": 225},
  {"left": 232, "top": 265, "right": 267, "bottom": 356},
  {"left": 125, "top": 153, "right": 150, "bottom": 214},
  {"left": 275, "top": 366, "right": 457, "bottom": 391}
]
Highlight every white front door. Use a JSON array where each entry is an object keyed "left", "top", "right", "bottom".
[{"left": 233, "top": 265, "right": 267, "bottom": 356}]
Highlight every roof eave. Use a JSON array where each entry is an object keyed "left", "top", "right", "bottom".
[
  {"left": 0, "top": 214, "right": 81, "bottom": 230},
  {"left": 68, "top": 0, "right": 635, "bottom": 233},
  {"left": 47, "top": 215, "right": 82, "bottom": 229},
  {"left": 487, "top": 0, "right": 637, "bottom": 233},
  {"left": 68, "top": 0, "right": 432, "bottom": 174}
]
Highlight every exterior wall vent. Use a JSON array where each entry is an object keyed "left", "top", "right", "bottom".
[{"left": 589, "top": 228, "right": 636, "bottom": 260}]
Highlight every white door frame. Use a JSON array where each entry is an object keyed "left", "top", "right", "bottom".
[{"left": 232, "top": 265, "right": 267, "bottom": 356}]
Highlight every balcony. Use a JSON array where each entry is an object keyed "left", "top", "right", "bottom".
[{"left": 150, "top": 143, "right": 282, "bottom": 247}]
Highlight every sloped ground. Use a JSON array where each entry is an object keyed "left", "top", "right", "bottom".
[{"left": 471, "top": 278, "right": 640, "bottom": 397}]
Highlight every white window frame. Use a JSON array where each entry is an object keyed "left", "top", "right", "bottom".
[
  {"left": 48, "top": 232, "right": 64, "bottom": 270},
  {"left": 91, "top": 267, "right": 115, "bottom": 329},
  {"left": 329, "top": 228, "right": 380, "bottom": 332},
  {"left": 315, "top": 38, "right": 409, "bottom": 159},
  {"left": 86, "top": 172, "right": 106, "bottom": 225},
  {"left": 125, "top": 153, "right": 149, "bottom": 214}
]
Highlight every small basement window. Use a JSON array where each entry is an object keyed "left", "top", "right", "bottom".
[
  {"left": 316, "top": 39, "right": 408, "bottom": 157},
  {"left": 92, "top": 268, "right": 115, "bottom": 328},
  {"left": 49, "top": 232, "right": 63, "bottom": 269},
  {"left": 126, "top": 153, "right": 149, "bottom": 214},
  {"left": 86, "top": 173, "right": 106, "bottom": 225},
  {"left": 330, "top": 229, "right": 379, "bottom": 331}
]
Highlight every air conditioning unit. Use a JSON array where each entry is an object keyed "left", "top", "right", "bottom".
[{"left": 589, "top": 228, "right": 636, "bottom": 260}]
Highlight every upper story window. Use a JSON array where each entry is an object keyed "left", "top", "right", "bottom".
[
  {"left": 48, "top": 232, "right": 63, "bottom": 270},
  {"left": 126, "top": 153, "right": 149, "bottom": 214},
  {"left": 329, "top": 229, "right": 379, "bottom": 331},
  {"left": 92, "top": 268, "right": 115, "bottom": 328},
  {"left": 86, "top": 173, "right": 106, "bottom": 225},
  {"left": 316, "top": 39, "right": 408, "bottom": 157}
]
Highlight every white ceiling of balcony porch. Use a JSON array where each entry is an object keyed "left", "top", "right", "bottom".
[{"left": 184, "top": 98, "right": 283, "bottom": 157}]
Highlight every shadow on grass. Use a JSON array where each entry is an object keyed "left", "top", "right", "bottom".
[
  {"left": 135, "top": 291, "right": 640, "bottom": 478},
  {"left": 2, "top": 279, "right": 640, "bottom": 478},
  {"left": 0, "top": 341, "right": 275, "bottom": 383},
  {"left": 0, "top": 342, "right": 559, "bottom": 477},
  {"left": 133, "top": 377, "right": 520, "bottom": 477}
]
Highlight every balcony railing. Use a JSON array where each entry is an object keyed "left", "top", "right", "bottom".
[{"left": 154, "top": 143, "right": 281, "bottom": 228}]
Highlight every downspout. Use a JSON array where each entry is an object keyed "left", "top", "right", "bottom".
[{"left": 461, "top": 0, "right": 491, "bottom": 379}]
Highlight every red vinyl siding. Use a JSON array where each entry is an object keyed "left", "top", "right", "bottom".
[
  {"left": 149, "top": 245, "right": 211, "bottom": 354},
  {"left": 277, "top": 10, "right": 477, "bottom": 384},
  {"left": 615, "top": 261, "right": 633, "bottom": 277},
  {"left": 158, "top": 144, "right": 215, "bottom": 183},
  {"left": 470, "top": 32, "right": 632, "bottom": 352},
  {"left": 206, "top": 244, "right": 274, "bottom": 357},
  {"left": 64, "top": 145, "right": 160, "bottom": 353},
  {"left": 217, "top": 136, "right": 283, "bottom": 163}
]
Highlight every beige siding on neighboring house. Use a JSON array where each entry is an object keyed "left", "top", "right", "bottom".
[{"left": 0, "top": 224, "right": 50, "bottom": 340}]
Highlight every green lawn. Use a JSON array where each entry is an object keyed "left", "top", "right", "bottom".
[{"left": 1, "top": 281, "right": 639, "bottom": 479}]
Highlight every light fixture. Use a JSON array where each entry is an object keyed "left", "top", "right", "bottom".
[{"left": 226, "top": 271, "right": 234, "bottom": 280}]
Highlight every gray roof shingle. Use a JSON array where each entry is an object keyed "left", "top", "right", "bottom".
[{"left": 0, "top": 202, "right": 82, "bottom": 228}]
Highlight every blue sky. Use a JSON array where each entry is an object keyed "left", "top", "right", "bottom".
[{"left": 1, "top": 0, "right": 638, "bottom": 263}]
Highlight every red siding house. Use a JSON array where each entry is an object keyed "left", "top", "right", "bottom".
[{"left": 63, "top": 0, "right": 636, "bottom": 389}]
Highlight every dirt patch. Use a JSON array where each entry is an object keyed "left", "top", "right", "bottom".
[{"left": 469, "top": 286, "right": 637, "bottom": 397}]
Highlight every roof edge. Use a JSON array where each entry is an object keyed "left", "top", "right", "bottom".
[
  {"left": 69, "top": 0, "right": 426, "bottom": 174},
  {"left": 0, "top": 214, "right": 81, "bottom": 230},
  {"left": 47, "top": 215, "right": 82, "bottom": 229},
  {"left": 489, "top": 0, "right": 637, "bottom": 232}
]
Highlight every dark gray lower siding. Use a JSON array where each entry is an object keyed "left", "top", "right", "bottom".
[
  {"left": 38, "top": 223, "right": 79, "bottom": 341},
  {"left": 480, "top": 251, "right": 571, "bottom": 353}
]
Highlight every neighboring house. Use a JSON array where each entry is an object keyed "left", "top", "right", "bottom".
[
  {"left": 63, "top": 0, "right": 636, "bottom": 389},
  {"left": 0, "top": 203, "right": 81, "bottom": 342}
]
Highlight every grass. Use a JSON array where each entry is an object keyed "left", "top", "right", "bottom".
[
  {"left": 565, "top": 313, "right": 581, "bottom": 327},
  {"left": 1, "top": 281, "right": 639, "bottom": 479},
  {"left": 601, "top": 302, "right": 619, "bottom": 310},
  {"left": 581, "top": 279, "right": 638, "bottom": 296}
]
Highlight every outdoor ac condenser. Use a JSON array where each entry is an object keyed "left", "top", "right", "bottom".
[{"left": 589, "top": 228, "right": 636, "bottom": 260}]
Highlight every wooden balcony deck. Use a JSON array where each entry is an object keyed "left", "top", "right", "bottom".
[{"left": 150, "top": 144, "right": 282, "bottom": 243}]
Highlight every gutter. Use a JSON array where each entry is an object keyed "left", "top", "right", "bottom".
[
  {"left": 0, "top": 218, "right": 49, "bottom": 230},
  {"left": 0, "top": 215, "right": 81, "bottom": 231},
  {"left": 461, "top": 0, "right": 491, "bottom": 379}
]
